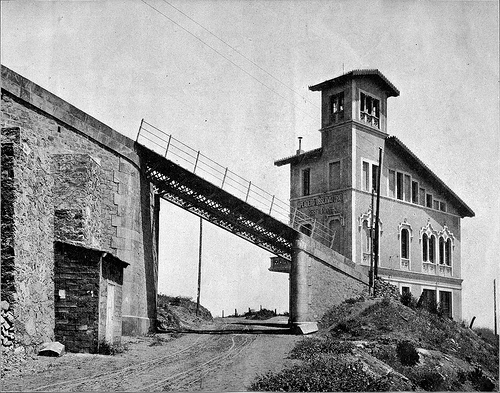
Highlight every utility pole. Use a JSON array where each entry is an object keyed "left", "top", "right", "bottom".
[
  {"left": 494, "top": 279, "right": 498, "bottom": 336},
  {"left": 373, "top": 147, "right": 383, "bottom": 281},
  {"left": 196, "top": 217, "right": 203, "bottom": 316},
  {"left": 369, "top": 189, "right": 375, "bottom": 295}
]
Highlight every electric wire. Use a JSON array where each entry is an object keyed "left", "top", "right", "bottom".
[
  {"left": 140, "top": 0, "right": 318, "bottom": 123},
  {"left": 160, "top": 0, "right": 321, "bottom": 110}
]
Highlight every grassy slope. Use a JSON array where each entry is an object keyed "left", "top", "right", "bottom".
[
  {"left": 156, "top": 295, "right": 213, "bottom": 330},
  {"left": 252, "top": 298, "right": 499, "bottom": 391}
]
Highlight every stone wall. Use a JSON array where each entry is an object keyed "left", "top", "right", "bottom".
[
  {"left": 52, "top": 154, "right": 103, "bottom": 248},
  {"left": 1, "top": 126, "right": 55, "bottom": 352},
  {"left": 1, "top": 64, "right": 160, "bottom": 347}
]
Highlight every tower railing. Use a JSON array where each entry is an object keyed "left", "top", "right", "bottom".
[{"left": 136, "top": 120, "right": 336, "bottom": 248}]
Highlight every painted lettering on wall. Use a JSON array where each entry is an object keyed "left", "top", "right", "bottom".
[{"left": 296, "top": 193, "right": 343, "bottom": 209}]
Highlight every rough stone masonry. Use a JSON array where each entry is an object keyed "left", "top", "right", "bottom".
[{"left": 1, "top": 64, "right": 160, "bottom": 353}]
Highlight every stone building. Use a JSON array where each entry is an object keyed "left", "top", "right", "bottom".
[
  {"left": 1, "top": 65, "right": 159, "bottom": 352},
  {"left": 275, "top": 70, "right": 474, "bottom": 320}
]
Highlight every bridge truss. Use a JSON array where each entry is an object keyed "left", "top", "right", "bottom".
[{"left": 136, "top": 120, "right": 335, "bottom": 261}]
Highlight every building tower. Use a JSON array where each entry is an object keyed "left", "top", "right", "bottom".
[{"left": 275, "top": 70, "right": 474, "bottom": 320}]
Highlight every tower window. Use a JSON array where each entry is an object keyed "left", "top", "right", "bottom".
[
  {"left": 360, "top": 92, "right": 380, "bottom": 129},
  {"left": 361, "top": 160, "right": 379, "bottom": 192},
  {"left": 302, "top": 168, "right": 311, "bottom": 196},
  {"left": 329, "top": 92, "right": 344, "bottom": 124},
  {"left": 329, "top": 161, "right": 341, "bottom": 190}
]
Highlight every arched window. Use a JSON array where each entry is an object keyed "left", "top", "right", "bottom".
[
  {"left": 422, "top": 233, "right": 428, "bottom": 262},
  {"left": 439, "top": 237, "right": 445, "bottom": 265},
  {"left": 445, "top": 239, "right": 452, "bottom": 266},
  {"left": 429, "top": 235, "right": 436, "bottom": 263},
  {"left": 401, "top": 228, "right": 409, "bottom": 259}
]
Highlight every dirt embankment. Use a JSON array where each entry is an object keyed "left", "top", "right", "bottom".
[{"left": 252, "top": 297, "right": 499, "bottom": 392}]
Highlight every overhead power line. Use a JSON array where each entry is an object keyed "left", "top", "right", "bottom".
[
  {"left": 140, "top": 0, "right": 318, "bottom": 123},
  {"left": 161, "top": 0, "right": 320, "bottom": 111}
]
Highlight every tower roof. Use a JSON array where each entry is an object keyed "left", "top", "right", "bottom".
[{"left": 309, "top": 69, "right": 400, "bottom": 97}]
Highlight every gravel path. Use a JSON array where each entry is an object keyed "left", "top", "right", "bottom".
[{"left": 2, "top": 317, "right": 301, "bottom": 392}]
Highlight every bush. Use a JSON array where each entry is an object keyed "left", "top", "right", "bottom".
[
  {"left": 245, "top": 308, "right": 276, "bottom": 320},
  {"left": 405, "top": 365, "right": 447, "bottom": 391},
  {"left": 396, "top": 340, "right": 419, "bottom": 366},
  {"left": 474, "top": 327, "right": 499, "bottom": 348},
  {"left": 468, "top": 366, "right": 496, "bottom": 391},
  {"left": 400, "top": 292, "right": 417, "bottom": 309},
  {"left": 97, "top": 341, "right": 126, "bottom": 355}
]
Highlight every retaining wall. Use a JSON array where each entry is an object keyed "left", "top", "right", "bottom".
[{"left": 1, "top": 65, "right": 159, "bottom": 350}]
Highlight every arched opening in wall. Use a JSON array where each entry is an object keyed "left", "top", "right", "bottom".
[
  {"left": 157, "top": 200, "right": 290, "bottom": 330},
  {"left": 328, "top": 219, "right": 343, "bottom": 255}
]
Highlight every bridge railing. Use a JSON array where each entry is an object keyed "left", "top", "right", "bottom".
[{"left": 136, "top": 120, "right": 336, "bottom": 248}]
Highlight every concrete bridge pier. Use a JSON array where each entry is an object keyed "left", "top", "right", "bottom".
[{"left": 289, "top": 233, "right": 319, "bottom": 335}]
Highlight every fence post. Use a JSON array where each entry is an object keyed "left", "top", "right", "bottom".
[
  {"left": 269, "top": 195, "right": 275, "bottom": 215},
  {"left": 291, "top": 207, "right": 297, "bottom": 228},
  {"left": 311, "top": 219, "right": 317, "bottom": 238},
  {"left": 136, "top": 118, "right": 144, "bottom": 143},
  {"left": 245, "top": 181, "right": 252, "bottom": 202},
  {"left": 193, "top": 151, "right": 200, "bottom": 173},
  {"left": 164, "top": 135, "right": 172, "bottom": 158},
  {"left": 221, "top": 168, "right": 228, "bottom": 189}
]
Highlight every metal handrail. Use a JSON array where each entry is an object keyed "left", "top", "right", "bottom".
[{"left": 137, "top": 120, "right": 336, "bottom": 248}]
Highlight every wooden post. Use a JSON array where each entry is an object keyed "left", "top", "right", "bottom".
[
  {"left": 196, "top": 217, "right": 203, "bottom": 316},
  {"left": 494, "top": 279, "right": 498, "bottom": 336},
  {"left": 369, "top": 189, "right": 375, "bottom": 295},
  {"left": 374, "top": 148, "right": 383, "bottom": 280}
]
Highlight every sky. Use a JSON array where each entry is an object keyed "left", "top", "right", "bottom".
[{"left": 2, "top": 0, "right": 499, "bottom": 327}]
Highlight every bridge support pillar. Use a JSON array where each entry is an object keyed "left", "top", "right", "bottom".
[{"left": 289, "top": 233, "right": 318, "bottom": 335}]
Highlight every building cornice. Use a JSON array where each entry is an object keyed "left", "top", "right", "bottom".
[{"left": 378, "top": 267, "right": 462, "bottom": 286}]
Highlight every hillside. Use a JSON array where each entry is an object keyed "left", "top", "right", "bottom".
[
  {"left": 156, "top": 295, "right": 213, "bottom": 330},
  {"left": 252, "top": 297, "right": 499, "bottom": 391}
]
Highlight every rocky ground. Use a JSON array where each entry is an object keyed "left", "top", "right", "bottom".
[{"left": 2, "top": 295, "right": 498, "bottom": 392}]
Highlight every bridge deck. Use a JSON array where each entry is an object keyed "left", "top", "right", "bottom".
[
  {"left": 135, "top": 120, "right": 336, "bottom": 261},
  {"left": 138, "top": 144, "right": 296, "bottom": 260}
]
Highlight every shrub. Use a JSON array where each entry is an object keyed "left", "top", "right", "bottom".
[
  {"left": 405, "top": 366, "right": 447, "bottom": 391},
  {"left": 97, "top": 341, "right": 126, "bottom": 355},
  {"left": 400, "top": 291, "right": 417, "bottom": 309},
  {"left": 396, "top": 340, "right": 419, "bottom": 366},
  {"left": 245, "top": 308, "right": 276, "bottom": 320},
  {"left": 468, "top": 366, "right": 496, "bottom": 391}
]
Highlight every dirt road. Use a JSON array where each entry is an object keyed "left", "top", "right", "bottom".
[{"left": 2, "top": 317, "right": 301, "bottom": 392}]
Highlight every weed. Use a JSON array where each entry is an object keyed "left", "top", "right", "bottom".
[
  {"left": 400, "top": 291, "right": 417, "bottom": 309},
  {"left": 468, "top": 366, "right": 496, "bottom": 391},
  {"left": 405, "top": 365, "right": 447, "bottom": 391},
  {"left": 396, "top": 340, "right": 419, "bottom": 366}
]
